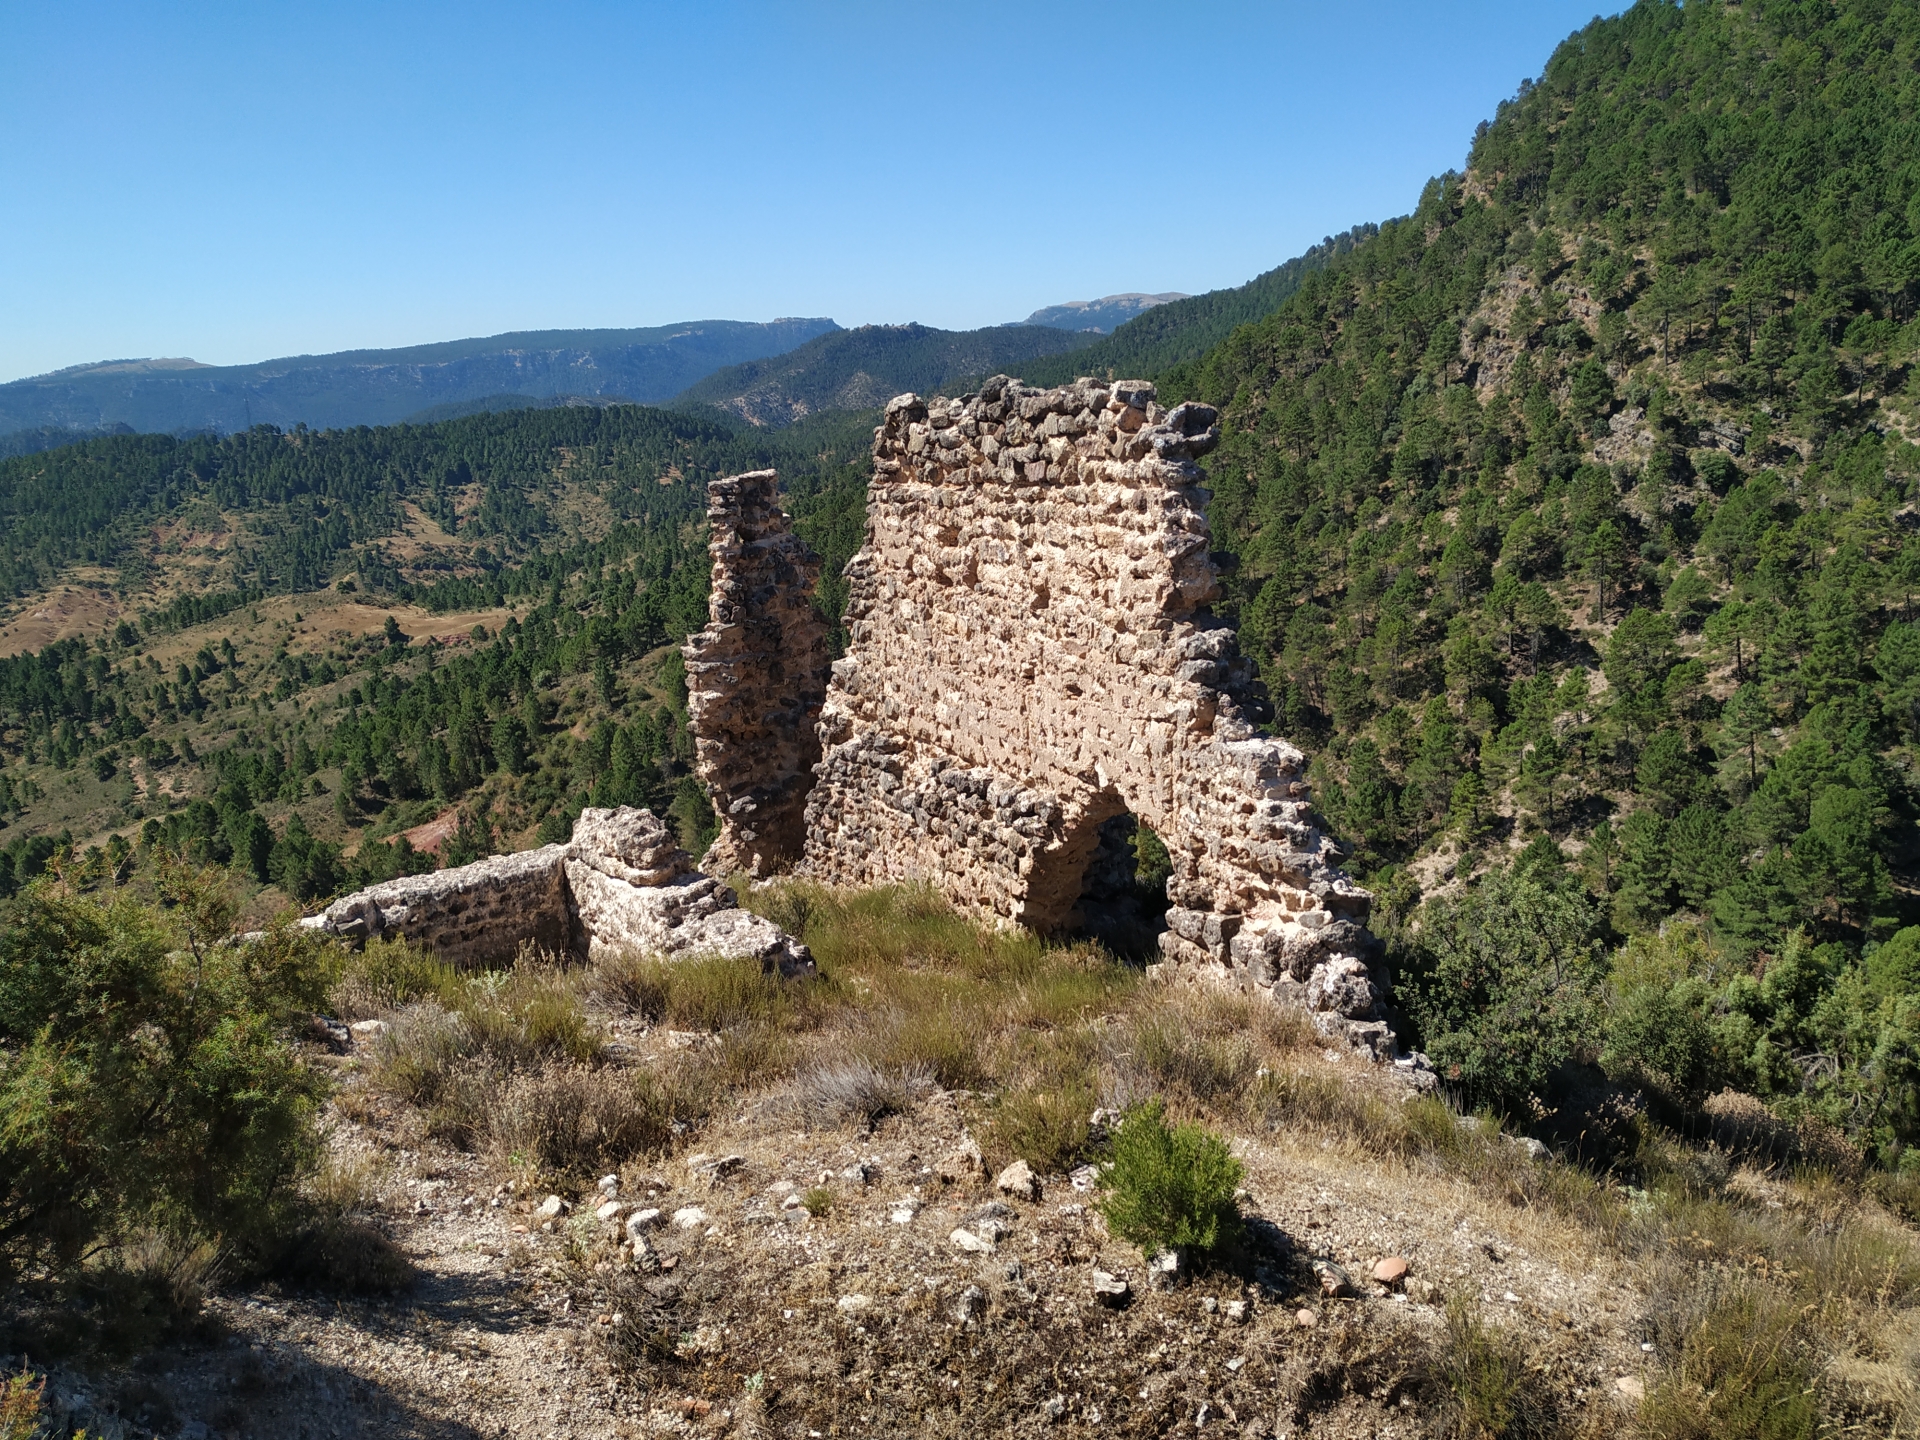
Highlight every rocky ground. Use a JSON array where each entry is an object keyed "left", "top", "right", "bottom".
[{"left": 8, "top": 1022, "right": 1652, "bottom": 1440}]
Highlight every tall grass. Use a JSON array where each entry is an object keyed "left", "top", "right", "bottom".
[
  {"left": 1435, "top": 1292, "right": 1561, "bottom": 1439},
  {"left": 1638, "top": 1265, "right": 1818, "bottom": 1440},
  {"left": 329, "top": 935, "right": 464, "bottom": 1018}
]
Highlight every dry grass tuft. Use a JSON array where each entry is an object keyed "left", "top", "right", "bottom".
[
  {"left": 276, "top": 1148, "right": 414, "bottom": 1295},
  {"left": 588, "top": 948, "right": 674, "bottom": 1020},
  {"left": 486, "top": 1064, "right": 678, "bottom": 1183},
  {"left": 1638, "top": 1264, "right": 1817, "bottom": 1440},
  {"left": 783, "top": 1058, "right": 934, "bottom": 1131},
  {"left": 1435, "top": 1291, "right": 1563, "bottom": 1439},
  {"left": 329, "top": 935, "right": 463, "bottom": 1019}
]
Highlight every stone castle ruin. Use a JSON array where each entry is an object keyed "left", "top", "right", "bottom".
[
  {"left": 307, "top": 376, "right": 1394, "bottom": 1057},
  {"left": 688, "top": 378, "right": 1395, "bottom": 1057}
]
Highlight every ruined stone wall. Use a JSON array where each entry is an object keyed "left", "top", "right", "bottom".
[
  {"left": 310, "top": 846, "right": 572, "bottom": 967},
  {"left": 683, "top": 470, "right": 832, "bottom": 875},
  {"left": 303, "top": 807, "right": 812, "bottom": 975},
  {"left": 800, "top": 377, "right": 1391, "bottom": 1054}
]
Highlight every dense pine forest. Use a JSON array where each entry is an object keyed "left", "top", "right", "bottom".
[
  {"left": 6, "top": 0, "right": 1920, "bottom": 1172},
  {"left": 1179, "top": 0, "right": 1920, "bottom": 1161}
]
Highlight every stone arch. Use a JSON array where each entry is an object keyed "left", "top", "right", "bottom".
[{"left": 1018, "top": 785, "right": 1130, "bottom": 934}]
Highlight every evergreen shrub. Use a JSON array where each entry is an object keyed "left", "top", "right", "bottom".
[{"left": 1095, "top": 1099, "right": 1243, "bottom": 1260}]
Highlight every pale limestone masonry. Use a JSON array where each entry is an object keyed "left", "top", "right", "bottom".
[
  {"left": 683, "top": 470, "right": 833, "bottom": 876},
  {"left": 793, "top": 376, "right": 1392, "bottom": 1055},
  {"left": 302, "top": 806, "right": 813, "bottom": 976}
]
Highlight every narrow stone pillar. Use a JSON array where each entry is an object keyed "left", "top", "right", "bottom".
[{"left": 683, "top": 470, "right": 832, "bottom": 875}]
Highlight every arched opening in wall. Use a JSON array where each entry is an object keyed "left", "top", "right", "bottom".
[
  {"left": 1070, "top": 813, "right": 1172, "bottom": 962},
  {"left": 1018, "top": 792, "right": 1168, "bottom": 957}
]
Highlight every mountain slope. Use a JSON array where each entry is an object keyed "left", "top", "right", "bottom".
[
  {"left": 1014, "top": 230, "right": 1375, "bottom": 388},
  {"left": 0, "top": 319, "right": 841, "bottom": 437},
  {"left": 669, "top": 322, "right": 1099, "bottom": 425},
  {"left": 1174, "top": 0, "right": 1920, "bottom": 1166},
  {"left": 1018, "top": 292, "right": 1189, "bottom": 333}
]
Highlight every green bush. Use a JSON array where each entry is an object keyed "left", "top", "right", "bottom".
[
  {"left": 0, "top": 869, "right": 331, "bottom": 1271},
  {"left": 1, "top": 1369, "right": 43, "bottom": 1440},
  {"left": 1400, "top": 864, "right": 1605, "bottom": 1110},
  {"left": 1095, "top": 1100, "right": 1243, "bottom": 1260}
]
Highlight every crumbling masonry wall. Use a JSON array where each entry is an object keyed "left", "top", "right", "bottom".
[
  {"left": 303, "top": 806, "right": 813, "bottom": 976},
  {"left": 795, "top": 377, "right": 1392, "bottom": 1055},
  {"left": 684, "top": 470, "right": 832, "bottom": 876}
]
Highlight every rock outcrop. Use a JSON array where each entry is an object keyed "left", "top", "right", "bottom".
[
  {"left": 683, "top": 470, "right": 833, "bottom": 876},
  {"left": 302, "top": 806, "right": 813, "bottom": 976},
  {"left": 789, "top": 376, "right": 1391, "bottom": 1054}
]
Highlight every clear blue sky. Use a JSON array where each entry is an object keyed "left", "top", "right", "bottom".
[{"left": 0, "top": 1, "right": 1609, "bottom": 383}]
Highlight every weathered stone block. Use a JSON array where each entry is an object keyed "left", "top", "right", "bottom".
[{"left": 304, "top": 845, "right": 570, "bottom": 967}]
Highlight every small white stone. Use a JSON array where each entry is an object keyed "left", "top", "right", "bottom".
[
  {"left": 994, "top": 1159, "right": 1038, "bottom": 1201},
  {"left": 949, "top": 1227, "right": 993, "bottom": 1253},
  {"left": 835, "top": 1294, "right": 872, "bottom": 1314},
  {"left": 672, "top": 1206, "right": 708, "bottom": 1231},
  {"left": 624, "top": 1207, "right": 663, "bottom": 1239},
  {"left": 595, "top": 1200, "right": 623, "bottom": 1223}
]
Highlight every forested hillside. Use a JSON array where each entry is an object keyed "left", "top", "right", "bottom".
[
  {"left": 0, "top": 404, "right": 871, "bottom": 602},
  {"left": 1177, "top": 0, "right": 1920, "bottom": 1162},
  {"left": 0, "top": 403, "right": 871, "bottom": 917},
  {"left": 1016, "top": 229, "right": 1375, "bottom": 389}
]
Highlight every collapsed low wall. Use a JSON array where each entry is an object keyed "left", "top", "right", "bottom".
[
  {"left": 302, "top": 806, "right": 812, "bottom": 975},
  {"left": 686, "top": 379, "right": 1396, "bottom": 1057}
]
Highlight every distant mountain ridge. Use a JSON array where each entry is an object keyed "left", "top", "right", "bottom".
[
  {"left": 0, "top": 319, "right": 840, "bottom": 437},
  {"left": 670, "top": 322, "right": 1099, "bottom": 427},
  {"left": 1016, "top": 230, "right": 1376, "bottom": 389},
  {"left": 1018, "top": 293, "right": 1189, "bottom": 333}
]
